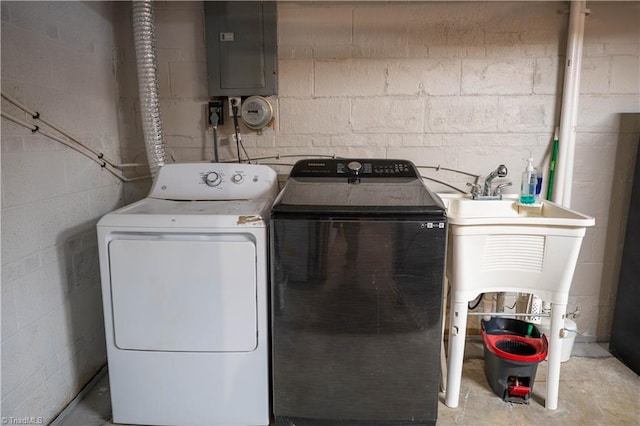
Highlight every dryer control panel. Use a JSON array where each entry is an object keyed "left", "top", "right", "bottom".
[{"left": 148, "top": 162, "right": 278, "bottom": 201}]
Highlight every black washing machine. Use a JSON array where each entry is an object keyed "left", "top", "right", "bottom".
[{"left": 270, "top": 158, "right": 447, "bottom": 426}]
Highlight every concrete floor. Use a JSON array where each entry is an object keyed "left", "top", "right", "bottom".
[{"left": 58, "top": 342, "right": 639, "bottom": 426}]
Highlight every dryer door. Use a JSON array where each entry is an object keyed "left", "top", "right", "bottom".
[{"left": 108, "top": 235, "right": 257, "bottom": 352}]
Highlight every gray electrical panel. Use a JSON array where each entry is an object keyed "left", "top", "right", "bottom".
[{"left": 205, "top": 1, "right": 277, "bottom": 97}]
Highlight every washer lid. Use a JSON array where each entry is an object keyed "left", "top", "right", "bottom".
[{"left": 272, "top": 158, "right": 446, "bottom": 215}]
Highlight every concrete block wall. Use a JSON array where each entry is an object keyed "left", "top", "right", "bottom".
[
  {"left": 267, "top": 0, "right": 569, "bottom": 187},
  {"left": 1, "top": 2, "right": 123, "bottom": 423},
  {"left": 0, "top": 0, "right": 636, "bottom": 420},
  {"left": 571, "top": 2, "right": 640, "bottom": 339},
  {"left": 114, "top": 1, "right": 640, "bottom": 342}
]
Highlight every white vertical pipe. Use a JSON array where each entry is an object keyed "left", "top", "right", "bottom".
[{"left": 553, "top": 1, "right": 588, "bottom": 208}]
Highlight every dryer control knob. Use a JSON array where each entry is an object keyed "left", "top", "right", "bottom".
[
  {"left": 347, "top": 161, "right": 362, "bottom": 174},
  {"left": 231, "top": 173, "right": 244, "bottom": 184},
  {"left": 204, "top": 171, "right": 222, "bottom": 187}
]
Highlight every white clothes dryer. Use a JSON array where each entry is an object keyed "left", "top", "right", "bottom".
[{"left": 97, "top": 162, "right": 278, "bottom": 426}]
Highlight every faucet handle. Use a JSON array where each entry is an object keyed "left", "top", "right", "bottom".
[
  {"left": 466, "top": 182, "right": 482, "bottom": 199},
  {"left": 494, "top": 182, "right": 512, "bottom": 197}
]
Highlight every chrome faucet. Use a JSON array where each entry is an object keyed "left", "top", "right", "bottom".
[
  {"left": 483, "top": 164, "right": 508, "bottom": 196},
  {"left": 468, "top": 164, "right": 511, "bottom": 200}
]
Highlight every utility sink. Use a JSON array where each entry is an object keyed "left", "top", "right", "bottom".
[
  {"left": 439, "top": 191, "right": 596, "bottom": 410},
  {"left": 438, "top": 193, "right": 595, "bottom": 227},
  {"left": 437, "top": 192, "right": 595, "bottom": 301}
]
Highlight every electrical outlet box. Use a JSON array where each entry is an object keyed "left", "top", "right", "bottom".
[
  {"left": 228, "top": 97, "right": 241, "bottom": 117},
  {"left": 208, "top": 101, "right": 224, "bottom": 126}
]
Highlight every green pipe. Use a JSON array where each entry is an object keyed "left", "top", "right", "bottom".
[{"left": 547, "top": 127, "right": 559, "bottom": 201}]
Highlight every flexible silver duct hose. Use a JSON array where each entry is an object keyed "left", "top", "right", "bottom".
[{"left": 132, "top": 0, "right": 167, "bottom": 179}]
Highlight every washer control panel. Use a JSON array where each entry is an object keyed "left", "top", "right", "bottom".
[
  {"left": 148, "top": 162, "right": 278, "bottom": 201},
  {"left": 291, "top": 159, "right": 417, "bottom": 178}
]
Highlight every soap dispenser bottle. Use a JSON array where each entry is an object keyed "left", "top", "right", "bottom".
[{"left": 520, "top": 158, "right": 538, "bottom": 204}]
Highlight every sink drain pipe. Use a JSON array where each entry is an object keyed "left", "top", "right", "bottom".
[
  {"left": 132, "top": 0, "right": 168, "bottom": 180},
  {"left": 553, "top": 1, "right": 589, "bottom": 208}
]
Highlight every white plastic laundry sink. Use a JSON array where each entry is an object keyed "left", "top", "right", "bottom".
[
  {"left": 438, "top": 191, "right": 595, "bottom": 411},
  {"left": 439, "top": 193, "right": 595, "bottom": 227},
  {"left": 437, "top": 192, "right": 595, "bottom": 300}
]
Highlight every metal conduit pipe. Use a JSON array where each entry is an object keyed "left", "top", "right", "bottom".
[
  {"left": 1, "top": 91, "right": 148, "bottom": 171},
  {"left": 0, "top": 110, "right": 151, "bottom": 182},
  {"left": 554, "top": 1, "right": 589, "bottom": 207},
  {"left": 132, "top": 0, "right": 167, "bottom": 179}
]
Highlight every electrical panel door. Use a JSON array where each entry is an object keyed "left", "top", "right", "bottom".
[{"left": 205, "top": 1, "right": 277, "bottom": 96}]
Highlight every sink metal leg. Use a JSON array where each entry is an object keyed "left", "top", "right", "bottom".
[
  {"left": 445, "top": 299, "right": 468, "bottom": 408},
  {"left": 545, "top": 302, "right": 565, "bottom": 410}
]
